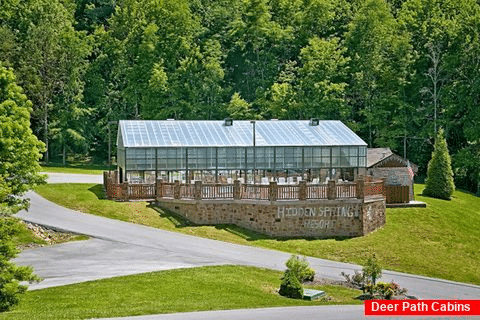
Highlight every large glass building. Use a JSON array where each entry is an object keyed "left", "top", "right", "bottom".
[{"left": 116, "top": 119, "right": 367, "bottom": 184}]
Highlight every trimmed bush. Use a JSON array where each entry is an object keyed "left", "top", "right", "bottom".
[
  {"left": 279, "top": 270, "right": 303, "bottom": 299},
  {"left": 285, "top": 255, "right": 316, "bottom": 283},
  {"left": 423, "top": 128, "right": 455, "bottom": 200}
]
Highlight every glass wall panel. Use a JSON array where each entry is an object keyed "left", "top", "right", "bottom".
[
  {"left": 218, "top": 147, "right": 226, "bottom": 169},
  {"left": 255, "top": 147, "right": 265, "bottom": 169},
  {"left": 359, "top": 146, "right": 367, "bottom": 167},
  {"left": 226, "top": 148, "right": 236, "bottom": 169},
  {"left": 339, "top": 147, "right": 350, "bottom": 167},
  {"left": 156, "top": 147, "right": 186, "bottom": 170},
  {"left": 246, "top": 147, "right": 254, "bottom": 168},
  {"left": 178, "top": 148, "right": 186, "bottom": 169},
  {"left": 303, "top": 147, "right": 312, "bottom": 168},
  {"left": 331, "top": 147, "right": 340, "bottom": 167},
  {"left": 348, "top": 157, "right": 358, "bottom": 167},
  {"left": 123, "top": 144, "right": 365, "bottom": 181},
  {"left": 312, "top": 147, "right": 322, "bottom": 168},
  {"left": 236, "top": 148, "right": 245, "bottom": 169},
  {"left": 117, "top": 148, "right": 126, "bottom": 168},
  {"left": 283, "top": 147, "right": 302, "bottom": 169},
  {"left": 275, "top": 147, "right": 284, "bottom": 169},
  {"left": 359, "top": 156, "right": 366, "bottom": 167},
  {"left": 126, "top": 148, "right": 155, "bottom": 170},
  {"left": 265, "top": 147, "right": 274, "bottom": 169}
]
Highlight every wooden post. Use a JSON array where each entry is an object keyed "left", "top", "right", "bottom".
[
  {"left": 156, "top": 179, "right": 163, "bottom": 199},
  {"left": 233, "top": 180, "right": 241, "bottom": 200},
  {"left": 194, "top": 180, "right": 202, "bottom": 200},
  {"left": 356, "top": 176, "right": 365, "bottom": 199},
  {"left": 380, "top": 178, "right": 386, "bottom": 198},
  {"left": 298, "top": 180, "right": 307, "bottom": 201},
  {"left": 174, "top": 180, "right": 181, "bottom": 199},
  {"left": 269, "top": 181, "right": 278, "bottom": 202},
  {"left": 327, "top": 180, "right": 336, "bottom": 200},
  {"left": 123, "top": 182, "right": 129, "bottom": 201}
]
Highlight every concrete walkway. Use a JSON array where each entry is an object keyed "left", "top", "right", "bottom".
[{"left": 13, "top": 173, "right": 480, "bottom": 319}]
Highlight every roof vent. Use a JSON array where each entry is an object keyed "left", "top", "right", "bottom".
[
  {"left": 271, "top": 119, "right": 278, "bottom": 121},
  {"left": 309, "top": 118, "right": 319, "bottom": 126},
  {"left": 223, "top": 118, "right": 233, "bottom": 126},
  {"left": 167, "top": 118, "right": 175, "bottom": 121}
]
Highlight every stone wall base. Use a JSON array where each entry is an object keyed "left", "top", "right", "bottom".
[{"left": 156, "top": 197, "right": 386, "bottom": 238}]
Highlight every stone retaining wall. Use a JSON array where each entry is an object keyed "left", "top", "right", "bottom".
[{"left": 156, "top": 197, "right": 386, "bottom": 238}]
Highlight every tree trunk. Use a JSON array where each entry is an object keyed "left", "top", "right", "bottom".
[
  {"left": 44, "top": 109, "right": 49, "bottom": 164},
  {"left": 63, "top": 142, "right": 66, "bottom": 166}
]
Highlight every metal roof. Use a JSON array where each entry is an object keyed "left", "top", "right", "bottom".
[{"left": 118, "top": 120, "right": 367, "bottom": 148}]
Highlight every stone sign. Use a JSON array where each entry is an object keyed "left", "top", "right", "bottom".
[{"left": 156, "top": 197, "right": 385, "bottom": 238}]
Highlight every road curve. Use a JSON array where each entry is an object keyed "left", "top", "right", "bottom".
[{"left": 13, "top": 173, "right": 480, "bottom": 320}]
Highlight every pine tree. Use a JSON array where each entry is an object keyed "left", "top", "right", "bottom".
[
  {"left": 278, "top": 269, "right": 303, "bottom": 299},
  {"left": 423, "top": 128, "right": 455, "bottom": 200}
]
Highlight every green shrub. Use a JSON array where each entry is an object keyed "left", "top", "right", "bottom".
[
  {"left": 362, "top": 253, "right": 382, "bottom": 286},
  {"left": 285, "top": 255, "right": 316, "bottom": 283},
  {"left": 374, "top": 282, "right": 405, "bottom": 299},
  {"left": 279, "top": 270, "right": 303, "bottom": 299},
  {"left": 423, "top": 128, "right": 455, "bottom": 200}
]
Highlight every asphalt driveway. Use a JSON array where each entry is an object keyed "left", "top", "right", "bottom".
[{"left": 13, "top": 173, "right": 480, "bottom": 319}]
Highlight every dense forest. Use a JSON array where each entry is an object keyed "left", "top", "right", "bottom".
[{"left": 0, "top": 0, "right": 479, "bottom": 193}]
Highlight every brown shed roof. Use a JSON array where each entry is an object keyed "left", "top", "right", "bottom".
[{"left": 367, "top": 148, "right": 418, "bottom": 173}]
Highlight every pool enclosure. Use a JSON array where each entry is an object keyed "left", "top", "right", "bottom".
[{"left": 116, "top": 119, "right": 367, "bottom": 184}]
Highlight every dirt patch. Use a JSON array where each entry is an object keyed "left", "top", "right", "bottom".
[{"left": 17, "top": 221, "right": 87, "bottom": 250}]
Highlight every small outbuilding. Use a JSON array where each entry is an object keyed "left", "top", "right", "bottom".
[{"left": 367, "top": 148, "right": 418, "bottom": 203}]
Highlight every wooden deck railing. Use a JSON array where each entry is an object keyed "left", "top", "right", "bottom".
[
  {"left": 104, "top": 171, "right": 384, "bottom": 202},
  {"left": 180, "top": 184, "right": 195, "bottom": 199},
  {"left": 277, "top": 185, "right": 299, "bottom": 200},
  {"left": 336, "top": 183, "right": 357, "bottom": 199},
  {"left": 306, "top": 185, "right": 328, "bottom": 199},
  {"left": 242, "top": 184, "right": 269, "bottom": 200},
  {"left": 203, "top": 184, "right": 234, "bottom": 199}
]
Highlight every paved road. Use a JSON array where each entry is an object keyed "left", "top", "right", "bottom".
[
  {"left": 41, "top": 171, "right": 103, "bottom": 184},
  {"left": 96, "top": 306, "right": 471, "bottom": 320},
  {"left": 14, "top": 173, "right": 480, "bottom": 319}
]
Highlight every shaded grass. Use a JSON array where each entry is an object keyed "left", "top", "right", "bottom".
[
  {"left": 35, "top": 183, "right": 480, "bottom": 285},
  {"left": 40, "top": 163, "right": 113, "bottom": 175},
  {"left": 0, "top": 266, "right": 361, "bottom": 320}
]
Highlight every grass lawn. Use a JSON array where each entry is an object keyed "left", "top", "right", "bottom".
[
  {"left": 0, "top": 266, "right": 361, "bottom": 320},
  {"left": 35, "top": 183, "right": 480, "bottom": 285},
  {"left": 40, "top": 163, "right": 114, "bottom": 175}
]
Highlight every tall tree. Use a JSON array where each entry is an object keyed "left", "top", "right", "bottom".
[
  {"left": 0, "top": 66, "right": 42, "bottom": 311},
  {"left": 345, "top": 0, "right": 412, "bottom": 148},
  {"left": 0, "top": 65, "right": 46, "bottom": 214},
  {"left": 226, "top": 0, "right": 291, "bottom": 102},
  {"left": 3, "top": 0, "right": 91, "bottom": 163},
  {"left": 296, "top": 37, "right": 350, "bottom": 121}
]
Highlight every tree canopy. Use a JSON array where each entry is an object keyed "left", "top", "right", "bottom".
[
  {"left": 1, "top": 0, "right": 479, "bottom": 193},
  {"left": 0, "top": 66, "right": 46, "bottom": 215}
]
